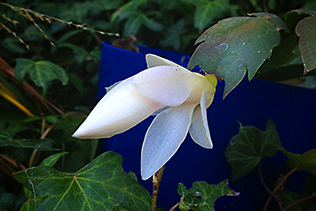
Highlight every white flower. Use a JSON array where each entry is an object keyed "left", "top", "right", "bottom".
[{"left": 72, "top": 54, "right": 217, "bottom": 180}]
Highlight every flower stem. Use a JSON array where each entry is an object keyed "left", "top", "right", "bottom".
[
  {"left": 169, "top": 202, "right": 180, "bottom": 211},
  {"left": 151, "top": 165, "right": 165, "bottom": 211}
]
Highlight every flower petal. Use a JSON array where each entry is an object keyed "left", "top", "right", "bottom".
[
  {"left": 72, "top": 77, "right": 164, "bottom": 139},
  {"left": 189, "top": 92, "right": 213, "bottom": 149},
  {"left": 141, "top": 103, "right": 197, "bottom": 180},
  {"left": 133, "top": 65, "right": 195, "bottom": 106},
  {"left": 146, "top": 54, "right": 184, "bottom": 69}
]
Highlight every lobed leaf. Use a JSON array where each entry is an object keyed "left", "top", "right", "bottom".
[
  {"left": 14, "top": 59, "right": 68, "bottom": 95},
  {"left": 280, "top": 148, "right": 316, "bottom": 176},
  {"left": 188, "top": 15, "right": 281, "bottom": 98},
  {"left": 225, "top": 119, "right": 282, "bottom": 182},
  {"left": 14, "top": 151, "right": 151, "bottom": 211},
  {"left": 178, "top": 180, "right": 238, "bottom": 211}
]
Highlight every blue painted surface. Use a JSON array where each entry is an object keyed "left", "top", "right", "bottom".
[{"left": 97, "top": 42, "right": 316, "bottom": 210}]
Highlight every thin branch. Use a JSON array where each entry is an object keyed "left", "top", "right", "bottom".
[
  {"left": 285, "top": 194, "right": 316, "bottom": 210},
  {"left": 258, "top": 161, "right": 284, "bottom": 210},
  {"left": 0, "top": 154, "right": 26, "bottom": 170},
  {"left": 263, "top": 167, "right": 299, "bottom": 211}
]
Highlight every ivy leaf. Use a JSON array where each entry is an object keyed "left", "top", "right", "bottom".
[
  {"left": 177, "top": 180, "right": 238, "bottom": 211},
  {"left": 20, "top": 187, "right": 42, "bottom": 211},
  {"left": 14, "top": 151, "right": 151, "bottom": 211},
  {"left": 0, "top": 128, "right": 58, "bottom": 151},
  {"left": 14, "top": 59, "right": 68, "bottom": 95},
  {"left": 39, "top": 152, "right": 68, "bottom": 167},
  {"left": 279, "top": 188, "right": 316, "bottom": 211},
  {"left": 280, "top": 148, "right": 316, "bottom": 176},
  {"left": 295, "top": 16, "right": 316, "bottom": 74},
  {"left": 188, "top": 15, "right": 280, "bottom": 98},
  {"left": 225, "top": 119, "right": 282, "bottom": 182}
]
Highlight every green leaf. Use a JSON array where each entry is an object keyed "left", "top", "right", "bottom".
[
  {"left": 14, "top": 59, "right": 68, "bottom": 95},
  {"left": 0, "top": 127, "right": 58, "bottom": 151},
  {"left": 249, "top": 12, "right": 289, "bottom": 32},
  {"left": 279, "top": 188, "right": 316, "bottom": 211},
  {"left": 188, "top": 16, "right": 280, "bottom": 98},
  {"left": 280, "top": 148, "right": 316, "bottom": 176},
  {"left": 20, "top": 187, "right": 42, "bottom": 211},
  {"left": 1, "top": 37, "right": 27, "bottom": 53},
  {"left": 39, "top": 152, "right": 68, "bottom": 167},
  {"left": 225, "top": 119, "right": 282, "bottom": 182},
  {"left": 178, "top": 180, "right": 238, "bottom": 211},
  {"left": 0, "top": 186, "right": 16, "bottom": 210},
  {"left": 48, "top": 115, "right": 98, "bottom": 172},
  {"left": 295, "top": 16, "right": 316, "bottom": 74},
  {"left": 14, "top": 151, "right": 151, "bottom": 211},
  {"left": 59, "top": 43, "right": 90, "bottom": 64},
  {"left": 258, "top": 33, "right": 299, "bottom": 74},
  {"left": 194, "top": 0, "right": 229, "bottom": 32},
  {"left": 285, "top": 9, "right": 316, "bottom": 32}
]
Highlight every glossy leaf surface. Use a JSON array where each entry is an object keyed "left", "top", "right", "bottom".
[
  {"left": 225, "top": 119, "right": 281, "bottom": 181},
  {"left": 188, "top": 15, "right": 280, "bottom": 97},
  {"left": 178, "top": 180, "right": 238, "bottom": 211},
  {"left": 14, "top": 151, "right": 151, "bottom": 211}
]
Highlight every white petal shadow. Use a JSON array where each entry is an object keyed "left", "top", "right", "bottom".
[
  {"left": 133, "top": 66, "right": 195, "bottom": 106},
  {"left": 189, "top": 92, "right": 213, "bottom": 149},
  {"left": 141, "top": 103, "right": 197, "bottom": 180},
  {"left": 73, "top": 77, "right": 164, "bottom": 139}
]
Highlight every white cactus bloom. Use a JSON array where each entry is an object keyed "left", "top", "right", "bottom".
[{"left": 72, "top": 54, "right": 217, "bottom": 180}]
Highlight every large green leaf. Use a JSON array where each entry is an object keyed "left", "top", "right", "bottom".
[
  {"left": 14, "top": 59, "right": 68, "bottom": 94},
  {"left": 296, "top": 16, "right": 316, "bottom": 74},
  {"left": 225, "top": 119, "right": 282, "bottom": 182},
  {"left": 14, "top": 151, "right": 151, "bottom": 211},
  {"left": 177, "top": 180, "right": 238, "bottom": 211},
  {"left": 280, "top": 148, "right": 316, "bottom": 176},
  {"left": 188, "top": 15, "right": 281, "bottom": 98}
]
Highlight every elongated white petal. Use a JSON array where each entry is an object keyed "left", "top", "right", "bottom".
[
  {"left": 141, "top": 103, "right": 197, "bottom": 180},
  {"left": 146, "top": 54, "right": 184, "bottom": 69},
  {"left": 189, "top": 92, "right": 213, "bottom": 149},
  {"left": 133, "top": 66, "right": 195, "bottom": 106},
  {"left": 73, "top": 77, "right": 164, "bottom": 139}
]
